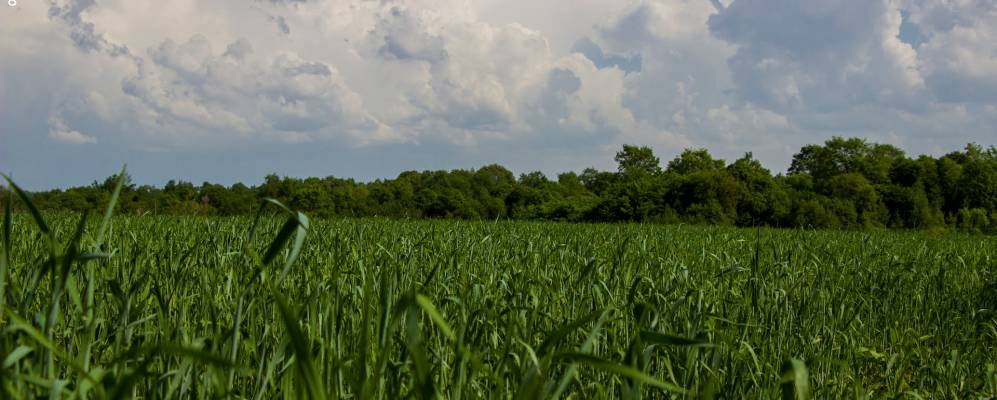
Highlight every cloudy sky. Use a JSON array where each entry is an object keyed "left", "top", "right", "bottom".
[{"left": 1, "top": 0, "right": 996, "bottom": 189}]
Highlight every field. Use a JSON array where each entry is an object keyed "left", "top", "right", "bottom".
[{"left": 1, "top": 196, "right": 997, "bottom": 398}]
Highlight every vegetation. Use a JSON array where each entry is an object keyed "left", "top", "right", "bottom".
[
  {"left": 0, "top": 169, "right": 996, "bottom": 398},
  {"left": 12, "top": 137, "right": 997, "bottom": 233}
]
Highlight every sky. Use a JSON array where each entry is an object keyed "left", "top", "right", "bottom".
[{"left": 1, "top": 0, "right": 996, "bottom": 189}]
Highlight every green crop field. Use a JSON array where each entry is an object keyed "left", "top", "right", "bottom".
[{"left": 1, "top": 179, "right": 996, "bottom": 399}]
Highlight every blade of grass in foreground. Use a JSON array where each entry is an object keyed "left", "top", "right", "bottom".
[
  {"left": 550, "top": 308, "right": 613, "bottom": 400},
  {"left": 95, "top": 165, "right": 126, "bottom": 250},
  {"left": 273, "top": 290, "right": 327, "bottom": 400},
  {"left": 781, "top": 358, "right": 811, "bottom": 400},
  {"left": 44, "top": 211, "right": 89, "bottom": 379},
  {"left": 3, "top": 311, "right": 105, "bottom": 397},
  {"left": 1, "top": 174, "right": 51, "bottom": 237},
  {"left": 229, "top": 198, "right": 307, "bottom": 390},
  {"left": 2, "top": 183, "right": 9, "bottom": 258},
  {"left": 2, "top": 175, "right": 57, "bottom": 273},
  {"left": 276, "top": 212, "right": 309, "bottom": 283},
  {"left": 415, "top": 294, "right": 455, "bottom": 341},
  {"left": 1, "top": 185, "right": 10, "bottom": 319},
  {"left": 263, "top": 216, "right": 301, "bottom": 266}
]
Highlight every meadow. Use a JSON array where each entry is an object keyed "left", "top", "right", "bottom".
[{"left": 1, "top": 179, "right": 996, "bottom": 398}]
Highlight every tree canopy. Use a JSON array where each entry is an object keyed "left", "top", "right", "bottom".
[{"left": 5, "top": 137, "right": 997, "bottom": 233}]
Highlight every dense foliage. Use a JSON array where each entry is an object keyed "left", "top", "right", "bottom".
[
  {"left": 1, "top": 193, "right": 995, "bottom": 397},
  {"left": 11, "top": 137, "right": 997, "bottom": 233}
]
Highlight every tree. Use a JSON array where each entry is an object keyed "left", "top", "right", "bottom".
[
  {"left": 556, "top": 172, "right": 587, "bottom": 196},
  {"left": 789, "top": 136, "right": 904, "bottom": 184},
  {"left": 473, "top": 165, "right": 516, "bottom": 198},
  {"left": 471, "top": 165, "right": 515, "bottom": 219},
  {"left": 669, "top": 170, "right": 739, "bottom": 225},
  {"left": 882, "top": 184, "right": 943, "bottom": 229},
  {"left": 666, "top": 148, "right": 725, "bottom": 175},
  {"left": 95, "top": 172, "right": 136, "bottom": 192},
  {"left": 956, "top": 144, "right": 997, "bottom": 211},
  {"left": 579, "top": 168, "right": 617, "bottom": 195},
  {"left": 289, "top": 177, "right": 331, "bottom": 215},
  {"left": 956, "top": 208, "right": 992, "bottom": 233},
  {"left": 13, "top": 139, "right": 997, "bottom": 233},
  {"left": 826, "top": 173, "right": 886, "bottom": 227},
  {"left": 507, "top": 172, "right": 554, "bottom": 218},
  {"left": 615, "top": 145, "right": 661, "bottom": 175},
  {"left": 728, "top": 153, "right": 790, "bottom": 226}
]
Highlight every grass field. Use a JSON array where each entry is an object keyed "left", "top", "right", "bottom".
[{"left": 1, "top": 184, "right": 996, "bottom": 398}]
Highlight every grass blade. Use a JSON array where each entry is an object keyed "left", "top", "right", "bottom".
[
  {"left": 1, "top": 185, "right": 9, "bottom": 318},
  {"left": 553, "top": 352, "right": 686, "bottom": 394},
  {"left": 1, "top": 174, "right": 50, "bottom": 236},
  {"left": 3, "top": 345, "right": 33, "bottom": 369},
  {"left": 276, "top": 212, "right": 309, "bottom": 283},
  {"left": 639, "top": 331, "right": 714, "bottom": 348},
  {"left": 415, "top": 294, "right": 455, "bottom": 341},
  {"left": 272, "top": 290, "right": 326, "bottom": 399},
  {"left": 95, "top": 165, "right": 126, "bottom": 250},
  {"left": 781, "top": 358, "right": 811, "bottom": 400},
  {"left": 538, "top": 309, "right": 607, "bottom": 356},
  {"left": 263, "top": 217, "right": 300, "bottom": 267}
]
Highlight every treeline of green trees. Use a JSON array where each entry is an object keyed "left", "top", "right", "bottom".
[{"left": 5, "top": 137, "right": 997, "bottom": 232}]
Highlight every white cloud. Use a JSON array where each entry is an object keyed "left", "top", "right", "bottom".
[
  {"left": 910, "top": 0, "right": 997, "bottom": 103},
  {"left": 48, "top": 117, "right": 97, "bottom": 144},
  {"left": 3, "top": 0, "right": 997, "bottom": 186},
  {"left": 708, "top": 0, "right": 925, "bottom": 112},
  {"left": 120, "top": 34, "right": 395, "bottom": 145}
]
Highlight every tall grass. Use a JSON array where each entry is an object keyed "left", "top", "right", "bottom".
[{"left": 0, "top": 173, "right": 995, "bottom": 398}]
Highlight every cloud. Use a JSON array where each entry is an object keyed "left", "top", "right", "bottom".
[
  {"left": 588, "top": 1, "right": 741, "bottom": 149},
  {"left": 360, "top": 2, "right": 650, "bottom": 144},
  {"left": 708, "top": 0, "right": 924, "bottom": 112},
  {"left": 121, "top": 34, "right": 395, "bottom": 145},
  {"left": 270, "top": 15, "right": 291, "bottom": 35},
  {"left": 49, "top": 117, "right": 97, "bottom": 144},
  {"left": 570, "top": 38, "right": 642, "bottom": 74},
  {"left": 372, "top": 7, "right": 449, "bottom": 63},
  {"left": 688, "top": 0, "right": 997, "bottom": 164},
  {"left": 47, "top": 0, "right": 133, "bottom": 57},
  {"left": 911, "top": 1, "right": 997, "bottom": 103},
  {"left": 3, "top": 0, "right": 997, "bottom": 188}
]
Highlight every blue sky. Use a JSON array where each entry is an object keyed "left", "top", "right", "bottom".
[{"left": 2, "top": 0, "right": 996, "bottom": 189}]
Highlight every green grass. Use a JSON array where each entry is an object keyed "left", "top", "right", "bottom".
[{"left": 1, "top": 182, "right": 996, "bottom": 398}]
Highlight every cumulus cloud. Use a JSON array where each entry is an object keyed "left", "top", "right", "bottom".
[
  {"left": 360, "top": 2, "right": 649, "bottom": 144},
  {"left": 47, "top": 0, "right": 132, "bottom": 57},
  {"left": 3, "top": 0, "right": 997, "bottom": 187},
  {"left": 270, "top": 15, "right": 291, "bottom": 35},
  {"left": 709, "top": 0, "right": 924, "bottom": 112},
  {"left": 910, "top": 0, "right": 997, "bottom": 103},
  {"left": 571, "top": 38, "right": 642, "bottom": 73},
  {"left": 697, "top": 0, "right": 997, "bottom": 153},
  {"left": 119, "top": 34, "right": 394, "bottom": 144}
]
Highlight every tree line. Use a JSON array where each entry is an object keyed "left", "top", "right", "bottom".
[{"left": 5, "top": 137, "right": 997, "bottom": 233}]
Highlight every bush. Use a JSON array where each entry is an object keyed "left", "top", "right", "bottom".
[{"left": 957, "top": 208, "right": 992, "bottom": 233}]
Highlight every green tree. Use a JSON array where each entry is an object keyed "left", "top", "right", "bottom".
[
  {"left": 728, "top": 153, "right": 790, "bottom": 226},
  {"left": 956, "top": 144, "right": 997, "bottom": 211},
  {"left": 826, "top": 173, "right": 886, "bottom": 227},
  {"left": 789, "top": 137, "right": 904, "bottom": 184},
  {"left": 666, "top": 148, "right": 725, "bottom": 175},
  {"left": 579, "top": 168, "right": 617, "bottom": 196},
  {"left": 615, "top": 145, "right": 662, "bottom": 175}
]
